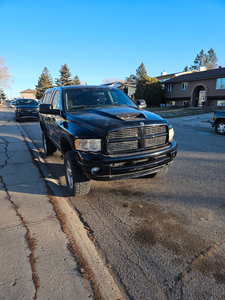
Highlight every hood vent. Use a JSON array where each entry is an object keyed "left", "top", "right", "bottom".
[{"left": 116, "top": 112, "right": 146, "bottom": 120}]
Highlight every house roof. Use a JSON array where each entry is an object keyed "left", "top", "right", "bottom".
[
  {"left": 20, "top": 89, "right": 36, "bottom": 93},
  {"left": 155, "top": 70, "right": 198, "bottom": 81},
  {"left": 102, "top": 81, "right": 137, "bottom": 88},
  {"left": 163, "top": 67, "right": 225, "bottom": 84}
]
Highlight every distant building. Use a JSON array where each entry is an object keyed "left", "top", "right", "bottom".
[
  {"left": 20, "top": 89, "right": 37, "bottom": 99},
  {"left": 163, "top": 67, "right": 225, "bottom": 108}
]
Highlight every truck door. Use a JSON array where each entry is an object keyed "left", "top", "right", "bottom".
[{"left": 48, "top": 90, "right": 62, "bottom": 147}]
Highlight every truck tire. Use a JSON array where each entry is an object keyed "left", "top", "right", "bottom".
[
  {"left": 64, "top": 151, "right": 90, "bottom": 196},
  {"left": 42, "top": 131, "right": 57, "bottom": 156},
  {"left": 145, "top": 166, "right": 168, "bottom": 178},
  {"left": 215, "top": 121, "right": 225, "bottom": 135}
]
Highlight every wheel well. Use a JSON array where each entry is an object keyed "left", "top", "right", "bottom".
[
  {"left": 61, "top": 137, "right": 73, "bottom": 155},
  {"left": 215, "top": 118, "right": 225, "bottom": 125},
  {"left": 40, "top": 121, "right": 44, "bottom": 131}
]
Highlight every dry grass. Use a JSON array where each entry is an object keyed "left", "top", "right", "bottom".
[{"left": 146, "top": 107, "right": 215, "bottom": 118}]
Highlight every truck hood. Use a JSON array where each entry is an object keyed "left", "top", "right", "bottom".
[{"left": 67, "top": 106, "right": 168, "bottom": 134}]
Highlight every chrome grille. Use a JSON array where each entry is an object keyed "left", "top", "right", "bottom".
[
  {"left": 108, "top": 128, "right": 139, "bottom": 139},
  {"left": 107, "top": 125, "right": 168, "bottom": 155},
  {"left": 145, "top": 125, "right": 167, "bottom": 136},
  {"left": 108, "top": 140, "right": 138, "bottom": 152},
  {"left": 145, "top": 135, "right": 167, "bottom": 147}
]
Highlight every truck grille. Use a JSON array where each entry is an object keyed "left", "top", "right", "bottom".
[{"left": 107, "top": 125, "right": 168, "bottom": 155}]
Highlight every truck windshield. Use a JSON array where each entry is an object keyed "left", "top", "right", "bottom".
[{"left": 63, "top": 88, "right": 137, "bottom": 111}]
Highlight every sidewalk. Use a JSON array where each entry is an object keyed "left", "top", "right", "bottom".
[{"left": 0, "top": 103, "right": 124, "bottom": 300}]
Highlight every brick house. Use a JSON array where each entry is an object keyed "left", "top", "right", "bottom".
[
  {"left": 20, "top": 89, "right": 37, "bottom": 99},
  {"left": 163, "top": 67, "right": 225, "bottom": 108}
]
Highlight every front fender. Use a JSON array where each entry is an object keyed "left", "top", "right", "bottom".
[
  {"left": 59, "top": 121, "right": 102, "bottom": 154},
  {"left": 60, "top": 131, "right": 75, "bottom": 152}
]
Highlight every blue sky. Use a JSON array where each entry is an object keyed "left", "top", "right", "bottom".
[{"left": 1, "top": 0, "right": 225, "bottom": 98}]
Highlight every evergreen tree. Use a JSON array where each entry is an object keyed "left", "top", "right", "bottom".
[
  {"left": 190, "top": 50, "right": 207, "bottom": 70},
  {"left": 35, "top": 67, "right": 53, "bottom": 99},
  {"left": 205, "top": 48, "right": 218, "bottom": 69},
  {"left": 183, "top": 66, "right": 189, "bottom": 72},
  {"left": 55, "top": 64, "right": 72, "bottom": 86},
  {"left": 72, "top": 75, "right": 81, "bottom": 85},
  {"left": 126, "top": 63, "right": 148, "bottom": 83},
  {"left": 189, "top": 48, "right": 218, "bottom": 70},
  {"left": 135, "top": 76, "right": 163, "bottom": 106},
  {"left": 136, "top": 62, "right": 147, "bottom": 80}
]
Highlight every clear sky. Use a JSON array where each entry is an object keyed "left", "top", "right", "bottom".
[{"left": 1, "top": 0, "right": 225, "bottom": 99}]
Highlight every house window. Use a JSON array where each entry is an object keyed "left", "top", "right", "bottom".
[
  {"left": 217, "top": 100, "right": 225, "bottom": 106},
  {"left": 216, "top": 78, "right": 225, "bottom": 89},
  {"left": 181, "top": 82, "right": 188, "bottom": 90},
  {"left": 168, "top": 84, "right": 173, "bottom": 91},
  {"left": 170, "top": 101, "right": 175, "bottom": 106}
]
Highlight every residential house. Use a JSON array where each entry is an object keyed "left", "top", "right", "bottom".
[
  {"left": 102, "top": 70, "right": 199, "bottom": 101},
  {"left": 20, "top": 89, "right": 37, "bottom": 99},
  {"left": 102, "top": 82, "right": 137, "bottom": 99},
  {"left": 163, "top": 67, "right": 225, "bottom": 108}
]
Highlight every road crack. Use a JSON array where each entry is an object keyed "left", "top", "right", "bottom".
[
  {"left": 0, "top": 137, "right": 9, "bottom": 170},
  {"left": 0, "top": 127, "right": 40, "bottom": 299},
  {"left": 0, "top": 174, "right": 40, "bottom": 299}
]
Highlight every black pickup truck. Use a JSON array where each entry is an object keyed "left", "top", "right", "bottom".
[
  {"left": 210, "top": 110, "right": 225, "bottom": 135},
  {"left": 39, "top": 86, "right": 178, "bottom": 196}
]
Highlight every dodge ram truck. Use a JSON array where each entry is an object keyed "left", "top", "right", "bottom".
[{"left": 39, "top": 86, "right": 178, "bottom": 196}]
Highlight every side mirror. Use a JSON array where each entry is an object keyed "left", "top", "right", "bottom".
[
  {"left": 39, "top": 103, "right": 60, "bottom": 115},
  {"left": 137, "top": 99, "right": 147, "bottom": 109}
]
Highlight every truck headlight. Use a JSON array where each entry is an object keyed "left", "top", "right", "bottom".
[
  {"left": 75, "top": 139, "right": 101, "bottom": 152},
  {"left": 168, "top": 125, "right": 174, "bottom": 142}
]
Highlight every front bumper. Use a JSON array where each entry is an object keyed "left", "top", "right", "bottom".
[
  {"left": 75, "top": 140, "right": 178, "bottom": 181},
  {"left": 15, "top": 112, "right": 39, "bottom": 119},
  {"left": 210, "top": 120, "right": 215, "bottom": 127}
]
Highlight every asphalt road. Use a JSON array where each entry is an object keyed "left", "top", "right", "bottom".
[{"left": 20, "top": 112, "right": 225, "bottom": 300}]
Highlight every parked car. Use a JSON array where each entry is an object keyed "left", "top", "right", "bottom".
[
  {"left": 39, "top": 86, "right": 178, "bottom": 196},
  {"left": 210, "top": 110, "right": 225, "bottom": 135},
  {"left": 15, "top": 99, "right": 39, "bottom": 122},
  {"left": 10, "top": 100, "right": 17, "bottom": 108}
]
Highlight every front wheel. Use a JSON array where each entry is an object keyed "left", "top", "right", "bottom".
[
  {"left": 215, "top": 121, "right": 225, "bottom": 135},
  {"left": 64, "top": 151, "right": 90, "bottom": 196},
  {"left": 145, "top": 166, "right": 168, "bottom": 178}
]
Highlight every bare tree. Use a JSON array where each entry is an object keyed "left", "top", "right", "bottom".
[{"left": 0, "top": 55, "right": 14, "bottom": 89}]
